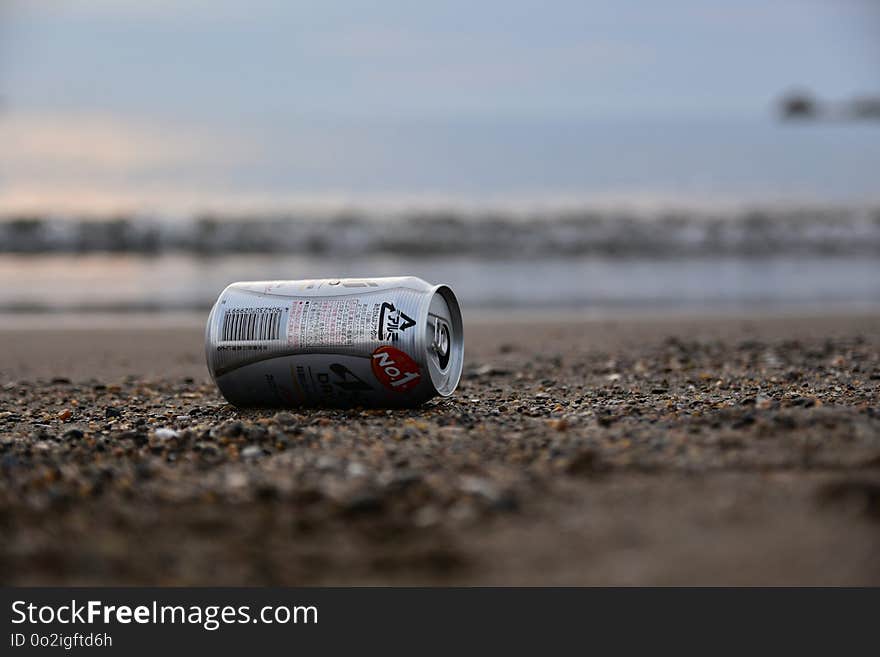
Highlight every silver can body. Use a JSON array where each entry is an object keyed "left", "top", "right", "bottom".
[{"left": 205, "top": 276, "right": 464, "bottom": 407}]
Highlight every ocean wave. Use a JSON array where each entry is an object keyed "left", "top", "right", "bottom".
[{"left": 1, "top": 206, "right": 879, "bottom": 257}]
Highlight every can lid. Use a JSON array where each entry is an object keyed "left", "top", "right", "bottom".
[{"left": 424, "top": 285, "right": 464, "bottom": 396}]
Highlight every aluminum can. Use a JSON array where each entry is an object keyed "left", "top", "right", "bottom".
[{"left": 205, "top": 276, "right": 463, "bottom": 407}]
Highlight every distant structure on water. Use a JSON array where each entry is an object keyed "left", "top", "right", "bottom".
[{"left": 779, "top": 90, "right": 880, "bottom": 121}]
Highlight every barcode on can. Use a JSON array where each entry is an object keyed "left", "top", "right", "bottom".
[{"left": 221, "top": 308, "right": 283, "bottom": 342}]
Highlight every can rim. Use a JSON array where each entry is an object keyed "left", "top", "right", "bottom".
[{"left": 421, "top": 284, "right": 464, "bottom": 397}]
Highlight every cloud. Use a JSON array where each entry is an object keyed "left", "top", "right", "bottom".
[
  {"left": 0, "top": 111, "right": 254, "bottom": 176},
  {"left": 0, "top": 111, "right": 259, "bottom": 214}
]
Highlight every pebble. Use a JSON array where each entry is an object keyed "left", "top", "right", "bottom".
[
  {"left": 459, "top": 476, "right": 499, "bottom": 502},
  {"left": 241, "top": 445, "right": 263, "bottom": 459},
  {"left": 547, "top": 418, "right": 569, "bottom": 431},
  {"left": 565, "top": 449, "right": 602, "bottom": 475},
  {"left": 341, "top": 491, "right": 384, "bottom": 515},
  {"left": 473, "top": 364, "right": 510, "bottom": 377},
  {"left": 414, "top": 505, "right": 442, "bottom": 527}
]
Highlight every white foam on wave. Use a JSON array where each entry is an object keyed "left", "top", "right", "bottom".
[{"left": 1, "top": 202, "right": 878, "bottom": 257}]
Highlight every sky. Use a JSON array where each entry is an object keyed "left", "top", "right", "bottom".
[{"left": 1, "top": 0, "right": 879, "bottom": 214}]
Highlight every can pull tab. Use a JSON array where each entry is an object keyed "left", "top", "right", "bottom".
[{"left": 431, "top": 317, "right": 451, "bottom": 370}]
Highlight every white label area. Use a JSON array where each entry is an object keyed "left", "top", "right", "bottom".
[{"left": 287, "top": 298, "right": 382, "bottom": 349}]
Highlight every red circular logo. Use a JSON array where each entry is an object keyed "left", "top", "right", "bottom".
[{"left": 371, "top": 346, "right": 422, "bottom": 392}]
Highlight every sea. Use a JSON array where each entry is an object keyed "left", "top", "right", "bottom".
[{"left": 1, "top": 116, "right": 878, "bottom": 322}]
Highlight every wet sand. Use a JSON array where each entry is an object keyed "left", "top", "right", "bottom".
[{"left": 1, "top": 313, "right": 879, "bottom": 585}]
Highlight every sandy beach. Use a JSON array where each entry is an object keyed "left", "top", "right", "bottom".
[{"left": 1, "top": 313, "right": 878, "bottom": 585}]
